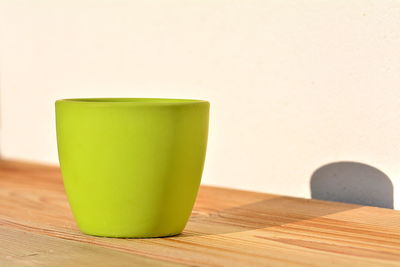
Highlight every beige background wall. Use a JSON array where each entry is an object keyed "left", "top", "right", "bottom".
[{"left": 1, "top": 0, "right": 400, "bottom": 208}]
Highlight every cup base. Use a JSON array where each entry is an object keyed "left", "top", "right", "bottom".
[{"left": 79, "top": 229, "right": 183, "bottom": 239}]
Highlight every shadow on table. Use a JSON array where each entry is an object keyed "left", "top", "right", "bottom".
[
  {"left": 175, "top": 161, "right": 393, "bottom": 238},
  {"left": 180, "top": 194, "right": 358, "bottom": 237},
  {"left": 310, "top": 161, "right": 393, "bottom": 209}
]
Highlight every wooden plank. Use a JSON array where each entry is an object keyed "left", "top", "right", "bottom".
[
  {"left": 1, "top": 159, "right": 400, "bottom": 266},
  {"left": 0, "top": 226, "right": 179, "bottom": 267}
]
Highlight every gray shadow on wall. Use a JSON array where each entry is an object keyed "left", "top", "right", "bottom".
[{"left": 310, "top": 161, "right": 393, "bottom": 209}]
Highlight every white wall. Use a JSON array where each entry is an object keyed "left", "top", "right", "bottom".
[{"left": 1, "top": 0, "right": 400, "bottom": 208}]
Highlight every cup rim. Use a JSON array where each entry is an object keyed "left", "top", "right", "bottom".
[{"left": 56, "top": 98, "right": 209, "bottom": 105}]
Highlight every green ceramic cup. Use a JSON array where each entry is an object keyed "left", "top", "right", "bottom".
[{"left": 55, "top": 98, "right": 209, "bottom": 238}]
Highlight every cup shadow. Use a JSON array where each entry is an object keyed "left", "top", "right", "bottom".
[
  {"left": 178, "top": 195, "right": 358, "bottom": 237},
  {"left": 310, "top": 161, "right": 394, "bottom": 209}
]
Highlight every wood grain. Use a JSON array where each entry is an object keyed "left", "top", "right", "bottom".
[
  {"left": 0, "top": 226, "right": 179, "bottom": 267},
  {"left": 0, "top": 159, "right": 400, "bottom": 266}
]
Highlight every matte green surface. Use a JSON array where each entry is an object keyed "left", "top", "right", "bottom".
[{"left": 55, "top": 98, "right": 209, "bottom": 238}]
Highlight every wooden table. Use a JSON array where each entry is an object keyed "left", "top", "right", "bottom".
[{"left": 0, "top": 160, "right": 399, "bottom": 266}]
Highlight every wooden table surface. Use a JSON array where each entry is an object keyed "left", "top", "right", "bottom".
[{"left": 0, "top": 160, "right": 400, "bottom": 266}]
